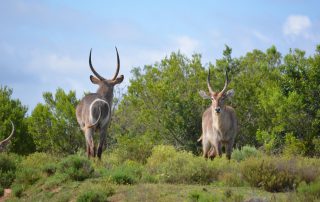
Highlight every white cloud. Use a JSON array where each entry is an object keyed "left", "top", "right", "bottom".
[
  {"left": 283, "top": 15, "right": 311, "bottom": 38},
  {"left": 173, "top": 36, "right": 200, "bottom": 55},
  {"left": 27, "top": 52, "right": 85, "bottom": 78},
  {"left": 252, "top": 30, "right": 272, "bottom": 44}
]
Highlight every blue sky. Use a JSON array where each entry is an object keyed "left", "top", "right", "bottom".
[{"left": 1, "top": 0, "right": 319, "bottom": 114}]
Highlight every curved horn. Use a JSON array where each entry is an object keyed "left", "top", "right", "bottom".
[
  {"left": 89, "top": 49, "right": 105, "bottom": 80},
  {"left": 0, "top": 120, "right": 14, "bottom": 145},
  {"left": 207, "top": 69, "right": 214, "bottom": 94},
  {"left": 111, "top": 47, "right": 120, "bottom": 81},
  {"left": 220, "top": 70, "right": 229, "bottom": 94}
]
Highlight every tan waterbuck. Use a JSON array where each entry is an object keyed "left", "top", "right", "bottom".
[
  {"left": 0, "top": 121, "right": 14, "bottom": 152},
  {"left": 76, "top": 47, "right": 124, "bottom": 159},
  {"left": 198, "top": 69, "right": 237, "bottom": 160}
]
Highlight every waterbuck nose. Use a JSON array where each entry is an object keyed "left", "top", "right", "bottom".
[{"left": 215, "top": 107, "right": 221, "bottom": 113}]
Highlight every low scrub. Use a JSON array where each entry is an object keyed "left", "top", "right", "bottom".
[
  {"left": 146, "top": 145, "right": 225, "bottom": 184},
  {"left": 297, "top": 180, "right": 320, "bottom": 200},
  {"left": 231, "top": 145, "right": 261, "bottom": 162},
  {"left": 241, "top": 156, "right": 320, "bottom": 192},
  {"left": 58, "top": 155, "right": 94, "bottom": 181},
  {"left": 77, "top": 183, "right": 114, "bottom": 202},
  {"left": 14, "top": 152, "right": 57, "bottom": 186},
  {"left": 109, "top": 160, "right": 144, "bottom": 185},
  {"left": 0, "top": 153, "right": 19, "bottom": 187},
  {"left": 108, "top": 135, "right": 153, "bottom": 165}
]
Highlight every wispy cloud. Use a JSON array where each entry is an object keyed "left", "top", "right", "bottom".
[
  {"left": 283, "top": 15, "right": 311, "bottom": 39},
  {"left": 173, "top": 36, "right": 200, "bottom": 56},
  {"left": 252, "top": 30, "right": 272, "bottom": 44}
]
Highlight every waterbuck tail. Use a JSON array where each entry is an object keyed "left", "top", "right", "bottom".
[{"left": 87, "top": 107, "right": 101, "bottom": 129}]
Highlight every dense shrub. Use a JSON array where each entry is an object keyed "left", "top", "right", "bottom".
[
  {"left": 231, "top": 145, "right": 261, "bottom": 162},
  {"left": 0, "top": 153, "right": 18, "bottom": 187},
  {"left": 146, "top": 145, "right": 224, "bottom": 184},
  {"left": 14, "top": 152, "right": 56, "bottom": 186},
  {"left": 12, "top": 184, "right": 24, "bottom": 198},
  {"left": 108, "top": 135, "right": 153, "bottom": 165},
  {"left": 109, "top": 160, "right": 144, "bottom": 185},
  {"left": 217, "top": 172, "right": 245, "bottom": 187},
  {"left": 240, "top": 157, "right": 313, "bottom": 192},
  {"left": 0, "top": 186, "right": 3, "bottom": 197},
  {"left": 58, "top": 155, "right": 94, "bottom": 181},
  {"left": 298, "top": 180, "right": 320, "bottom": 200},
  {"left": 77, "top": 184, "right": 114, "bottom": 202}
]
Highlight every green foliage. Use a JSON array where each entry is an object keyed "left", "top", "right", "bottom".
[
  {"left": 0, "top": 86, "right": 35, "bottom": 154},
  {"left": 283, "top": 133, "right": 307, "bottom": 156},
  {"left": 28, "top": 88, "right": 82, "bottom": 154},
  {"left": 111, "top": 52, "right": 207, "bottom": 152},
  {"left": 0, "top": 186, "right": 3, "bottom": 197},
  {"left": 14, "top": 152, "right": 57, "bottom": 186},
  {"left": 146, "top": 145, "right": 223, "bottom": 184},
  {"left": 240, "top": 157, "right": 320, "bottom": 192},
  {"left": 76, "top": 184, "right": 114, "bottom": 202},
  {"left": 298, "top": 180, "right": 320, "bottom": 200},
  {"left": 231, "top": 145, "right": 261, "bottom": 162},
  {"left": 12, "top": 184, "right": 24, "bottom": 198},
  {"left": 0, "top": 153, "right": 19, "bottom": 188},
  {"left": 108, "top": 135, "right": 153, "bottom": 165},
  {"left": 58, "top": 155, "right": 94, "bottom": 181},
  {"left": 109, "top": 160, "right": 144, "bottom": 185}
]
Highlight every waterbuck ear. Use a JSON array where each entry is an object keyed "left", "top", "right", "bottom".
[
  {"left": 199, "top": 90, "right": 211, "bottom": 99},
  {"left": 90, "top": 75, "right": 100, "bottom": 84},
  {"left": 225, "top": 89, "right": 235, "bottom": 98}
]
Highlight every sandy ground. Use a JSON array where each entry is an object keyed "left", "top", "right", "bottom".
[{"left": 0, "top": 189, "right": 11, "bottom": 202}]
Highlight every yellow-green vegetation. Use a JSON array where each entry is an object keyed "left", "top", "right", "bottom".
[{"left": 1, "top": 145, "right": 319, "bottom": 202}]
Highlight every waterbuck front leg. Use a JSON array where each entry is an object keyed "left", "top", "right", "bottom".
[
  {"left": 225, "top": 139, "right": 235, "bottom": 160},
  {"left": 97, "top": 128, "right": 106, "bottom": 159},
  {"left": 85, "top": 128, "right": 95, "bottom": 158},
  {"left": 202, "top": 139, "right": 211, "bottom": 159}
]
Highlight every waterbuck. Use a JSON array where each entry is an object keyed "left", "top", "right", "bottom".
[
  {"left": 198, "top": 69, "right": 237, "bottom": 160},
  {"left": 0, "top": 121, "right": 14, "bottom": 152},
  {"left": 76, "top": 47, "right": 124, "bottom": 159}
]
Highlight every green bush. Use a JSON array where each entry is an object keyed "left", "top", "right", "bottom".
[
  {"left": 217, "top": 172, "right": 245, "bottom": 187},
  {"left": 108, "top": 135, "right": 153, "bottom": 165},
  {"left": 0, "top": 186, "right": 4, "bottom": 197},
  {"left": 58, "top": 155, "right": 94, "bottom": 181},
  {"left": 146, "top": 145, "right": 223, "bottom": 184},
  {"left": 0, "top": 153, "right": 18, "bottom": 187},
  {"left": 12, "top": 184, "right": 24, "bottom": 198},
  {"left": 231, "top": 145, "right": 261, "bottom": 162},
  {"left": 298, "top": 180, "right": 320, "bottom": 200},
  {"left": 283, "top": 133, "right": 307, "bottom": 156},
  {"left": 14, "top": 152, "right": 56, "bottom": 186},
  {"left": 110, "top": 160, "right": 144, "bottom": 185},
  {"left": 77, "top": 185, "right": 114, "bottom": 202},
  {"left": 241, "top": 157, "right": 299, "bottom": 192}
]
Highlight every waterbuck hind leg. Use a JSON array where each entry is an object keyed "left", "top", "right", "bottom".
[
  {"left": 85, "top": 128, "right": 94, "bottom": 158},
  {"left": 202, "top": 139, "right": 211, "bottom": 159},
  {"left": 208, "top": 146, "right": 216, "bottom": 160},
  {"left": 226, "top": 139, "right": 234, "bottom": 160},
  {"left": 97, "top": 130, "right": 106, "bottom": 159}
]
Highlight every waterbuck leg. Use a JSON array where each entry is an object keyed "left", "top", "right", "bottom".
[
  {"left": 85, "top": 128, "right": 94, "bottom": 158},
  {"left": 202, "top": 140, "right": 211, "bottom": 159},
  {"left": 97, "top": 130, "right": 106, "bottom": 159},
  {"left": 226, "top": 139, "right": 234, "bottom": 160},
  {"left": 208, "top": 146, "right": 216, "bottom": 160}
]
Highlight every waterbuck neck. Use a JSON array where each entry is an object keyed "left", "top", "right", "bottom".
[
  {"left": 96, "top": 86, "right": 114, "bottom": 104},
  {"left": 211, "top": 106, "right": 227, "bottom": 126}
]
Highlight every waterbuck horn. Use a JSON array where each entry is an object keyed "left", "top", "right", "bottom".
[{"left": 89, "top": 49, "right": 105, "bottom": 81}]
